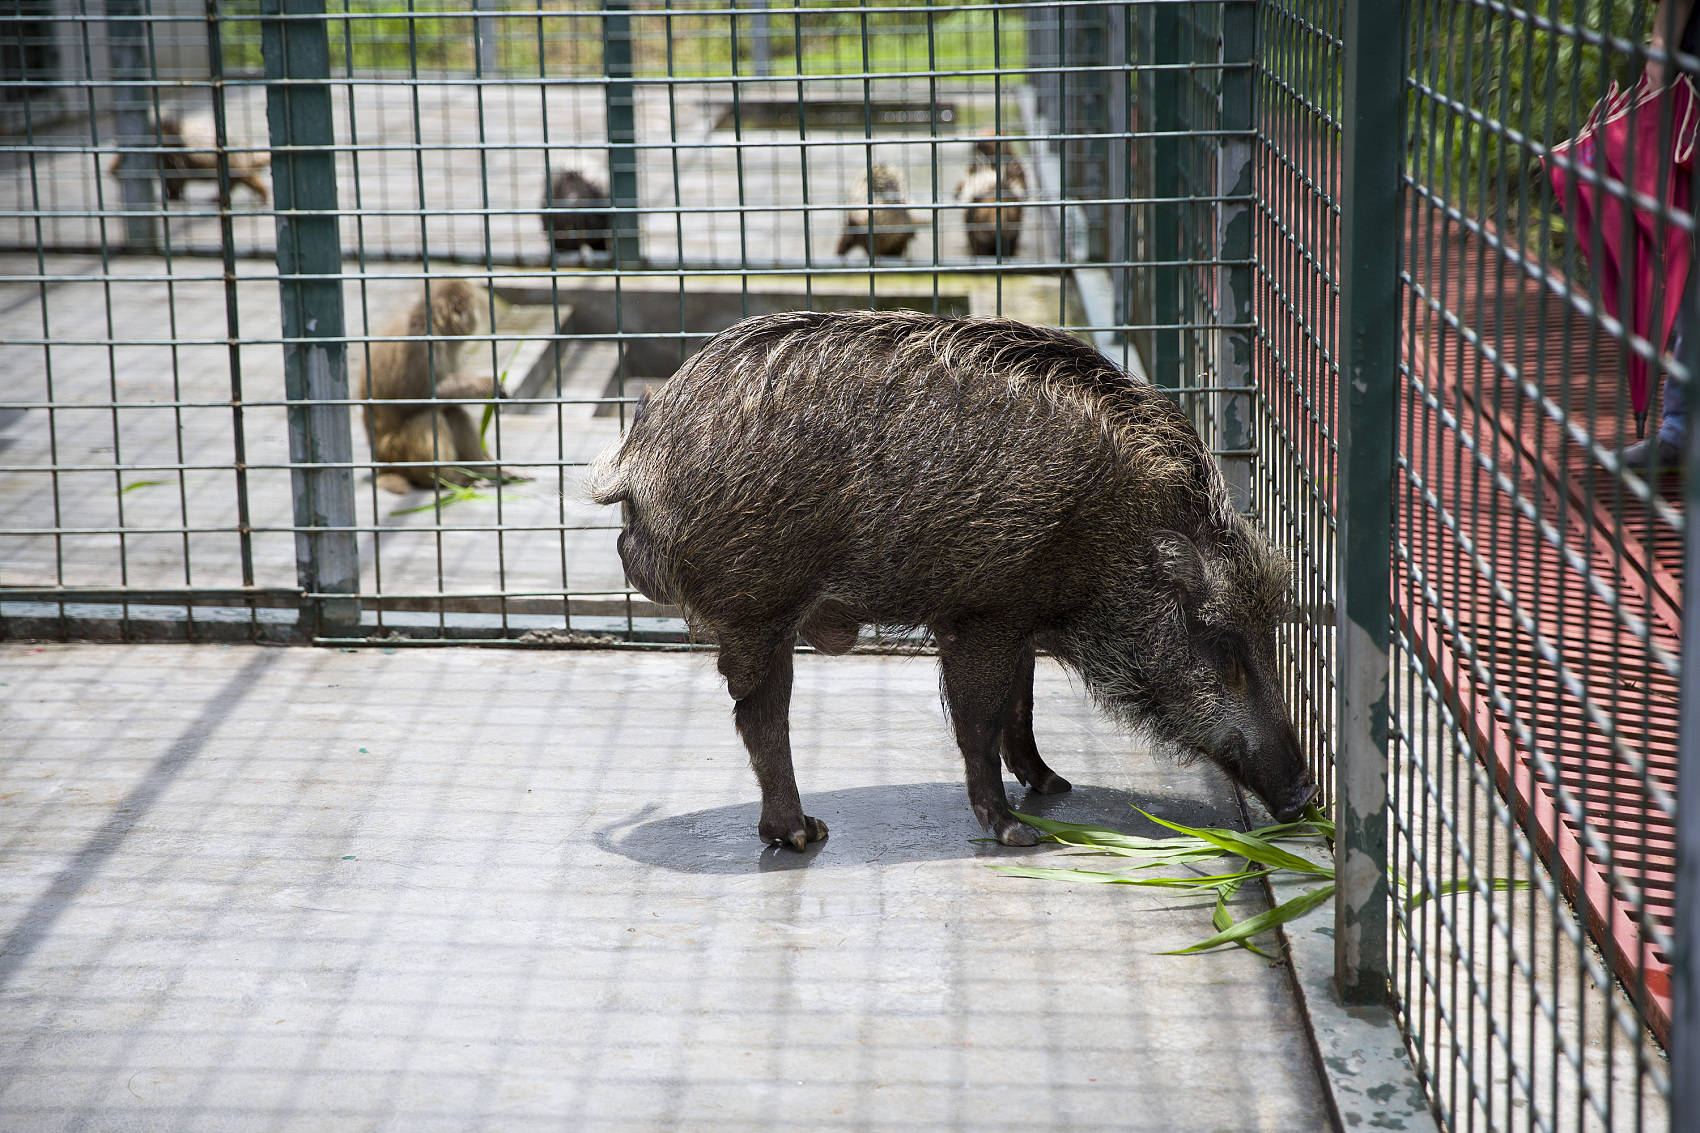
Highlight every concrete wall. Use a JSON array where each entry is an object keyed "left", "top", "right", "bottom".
[{"left": 2, "top": 0, "right": 211, "bottom": 133}]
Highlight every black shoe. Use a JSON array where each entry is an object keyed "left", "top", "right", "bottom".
[{"left": 1620, "top": 437, "right": 1684, "bottom": 470}]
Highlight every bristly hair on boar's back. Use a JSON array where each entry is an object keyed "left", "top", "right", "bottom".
[
  {"left": 592, "top": 310, "right": 1233, "bottom": 613},
  {"left": 589, "top": 309, "right": 1312, "bottom": 850}
]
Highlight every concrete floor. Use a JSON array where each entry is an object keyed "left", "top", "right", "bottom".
[{"left": 0, "top": 643, "right": 1330, "bottom": 1132}]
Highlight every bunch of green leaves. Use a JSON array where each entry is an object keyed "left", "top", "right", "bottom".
[
  {"left": 994, "top": 808, "right": 1528, "bottom": 958},
  {"left": 389, "top": 480, "right": 504, "bottom": 515}
]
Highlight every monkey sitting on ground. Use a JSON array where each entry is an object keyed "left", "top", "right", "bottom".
[
  {"left": 955, "top": 136, "right": 1028, "bottom": 257},
  {"left": 107, "top": 112, "right": 271, "bottom": 205},
  {"left": 541, "top": 168, "right": 613, "bottom": 258},
  {"left": 835, "top": 164, "right": 917, "bottom": 259},
  {"left": 360, "top": 279, "right": 515, "bottom": 494}
]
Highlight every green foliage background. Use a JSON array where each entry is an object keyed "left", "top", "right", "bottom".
[
  {"left": 1411, "top": 0, "right": 1654, "bottom": 266},
  {"left": 214, "top": 1, "right": 1025, "bottom": 81}
]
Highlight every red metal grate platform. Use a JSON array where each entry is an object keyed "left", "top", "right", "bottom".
[
  {"left": 1397, "top": 226, "right": 1680, "bottom": 1043},
  {"left": 1251, "top": 110, "right": 1679, "bottom": 1042}
]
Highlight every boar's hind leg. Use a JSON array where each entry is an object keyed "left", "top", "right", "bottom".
[
  {"left": 937, "top": 622, "right": 1042, "bottom": 847},
  {"left": 1001, "top": 643, "right": 1071, "bottom": 795},
  {"left": 723, "top": 634, "right": 829, "bottom": 851}
]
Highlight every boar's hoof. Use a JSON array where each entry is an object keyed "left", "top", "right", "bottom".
[
  {"left": 993, "top": 816, "right": 1042, "bottom": 847},
  {"left": 761, "top": 814, "right": 829, "bottom": 851},
  {"left": 1021, "top": 770, "right": 1072, "bottom": 795}
]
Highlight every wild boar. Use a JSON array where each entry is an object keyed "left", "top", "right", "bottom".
[{"left": 590, "top": 310, "right": 1317, "bottom": 849}]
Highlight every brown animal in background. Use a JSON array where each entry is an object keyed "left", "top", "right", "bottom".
[
  {"left": 590, "top": 310, "right": 1316, "bottom": 851},
  {"left": 971, "top": 135, "right": 1022, "bottom": 164},
  {"left": 836, "top": 164, "right": 917, "bottom": 259},
  {"left": 107, "top": 112, "right": 271, "bottom": 204},
  {"left": 542, "top": 168, "right": 613, "bottom": 258},
  {"left": 360, "top": 279, "right": 505, "bottom": 494},
  {"left": 956, "top": 137, "right": 1027, "bottom": 257}
]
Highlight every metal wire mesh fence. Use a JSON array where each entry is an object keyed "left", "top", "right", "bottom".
[
  {"left": 1251, "top": 0, "right": 1682, "bottom": 1129},
  {"left": 1, "top": 1, "right": 1693, "bottom": 1129},
  {"left": 1394, "top": 1, "right": 1680, "bottom": 1126},
  {"left": 4, "top": 0, "right": 1167, "bottom": 644}
]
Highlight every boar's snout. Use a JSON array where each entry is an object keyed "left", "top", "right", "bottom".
[
  {"left": 1234, "top": 724, "right": 1316, "bottom": 822},
  {"left": 1268, "top": 774, "right": 1319, "bottom": 823}
]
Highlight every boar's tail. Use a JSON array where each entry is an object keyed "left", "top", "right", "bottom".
[{"left": 587, "top": 445, "right": 628, "bottom": 506}]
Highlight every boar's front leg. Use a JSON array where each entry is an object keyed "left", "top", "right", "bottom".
[
  {"left": 1000, "top": 643, "right": 1071, "bottom": 795},
  {"left": 722, "top": 633, "right": 829, "bottom": 851},
  {"left": 936, "top": 620, "right": 1042, "bottom": 847}
]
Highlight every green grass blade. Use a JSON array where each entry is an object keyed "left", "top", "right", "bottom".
[
  {"left": 481, "top": 340, "right": 526, "bottom": 450},
  {"left": 1035, "top": 846, "right": 1241, "bottom": 875},
  {"left": 1249, "top": 815, "right": 1336, "bottom": 840},
  {"left": 1015, "top": 812, "right": 1206, "bottom": 851},
  {"left": 389, "top": 484, "right": 498, "bottom": 516},
  {"left": 1404, "top": 876, "right": 1532, "bottom": 911},
  {"left": 1212, "top": 875, "right": 1246, "bottom": 930},
  {"left": 1135, "top": 808, "right": 1333, "bottom": 876},
  {"left": 1210, "top": 878, "right": 1276, "bottom": 959},
  {"left": 1043, "top": 841, "right": 1232, "bottom": 867},
  {"left": 120, "top": 478, "right": 167, "bottom": 494},
  {"left": 1161, "top": 883, "right": 1336, "bottom": 955},
  {"left": 992, "top": 865, "right": 1269, "bottom": 891},
  {"left": 992, "top": 866, "right": 1158, "bottom": 885}
]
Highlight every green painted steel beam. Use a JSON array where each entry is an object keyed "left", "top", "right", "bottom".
[
  {"left": 262, "top": 0, "right": 359, "bottom": 634},
  {"left": 1334, "top": 0, "right": 1403, "bottom": 1006},
  {"left": 1150, "top": 3, "right": 1182, "bottom": 394},
  {"left": 106, "top": 0, "right": 161, "bottom": 251},
  {"left": 1214, "top": 0, "right": 1256, "bottom": 511},
  {"left": 1675, "top": 238, "right": 1700, "bottom": 1133},
  {"left": 603, "top": 0, "right": 642, "bottom": 269}
]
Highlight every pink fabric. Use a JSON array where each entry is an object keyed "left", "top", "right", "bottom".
[{"left": 1546, "top": 73, "right": 1698, "bottom": 422}]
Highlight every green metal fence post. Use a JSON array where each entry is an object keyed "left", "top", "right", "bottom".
[
  {"left": 1675, "top": 260, "right": 1700, "bottom": 1131},
  {"left": 262, "top": 0, "right": 359, "bottom": 634},
  {"left": 107, "top": 0, "right": 161, "bottom": 250},
  {"left": 474, "top": 0, "right": 501, "bottom": 77},
  {"left": 1070, "top": 3, "right": 1110, "bottom": 264},
  {"left": 603, "top": 0, "right": 641, "bottom": 269},
  {"left": 1215, "top": 0, "right": 1255, "bottom": 510},
  {"left": 748, "top": 0, "right": 772, "bottom": 78},
  {"left": 1150, "top": 2, "right": 1182, "bottom": 393},
  {"left": 1334, "top": 0, "right": 1403, "bottom": 1005}
]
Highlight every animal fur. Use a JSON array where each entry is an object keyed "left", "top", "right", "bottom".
[
  {"left": 835, "top": 164, "right": 917, "bottom": 259},
  {"left": 107, "top": 112, "right": 271, "bottom": 203},
  {"left": 591, "top": 310, "right": 1315, "bottom": 850},
  {"left": 542, "top": 169, "right": 613, "bottom": 257},
  {"left": 360, "top": 279, "right": 506, "bottom": 494},
  {"left": 955, "top": 137, "right": 1027, "bottom": 257}
]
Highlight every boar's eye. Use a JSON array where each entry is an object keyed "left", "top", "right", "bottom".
[
  {"left": 1222, "top": 649, "right": 1246, "bottom": 691},
  {"left": 1208, "top": 631, "right": 1248, "bottom": 691}
]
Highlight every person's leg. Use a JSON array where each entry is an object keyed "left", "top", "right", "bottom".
[
  {"left": 1659, "top": 370, "right": 1686, "bottom": 449},
  {"left": 1625, "top": 282, "right": 1691, "bottom": 467}
]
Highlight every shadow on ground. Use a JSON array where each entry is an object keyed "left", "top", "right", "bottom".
[{"left": 596, "top": 777, "right": 1245, "bottom": 874}]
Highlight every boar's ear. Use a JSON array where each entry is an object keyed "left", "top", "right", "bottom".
[{"left": 1152, "top": 530, "right": 1207, "bottom": 607}]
